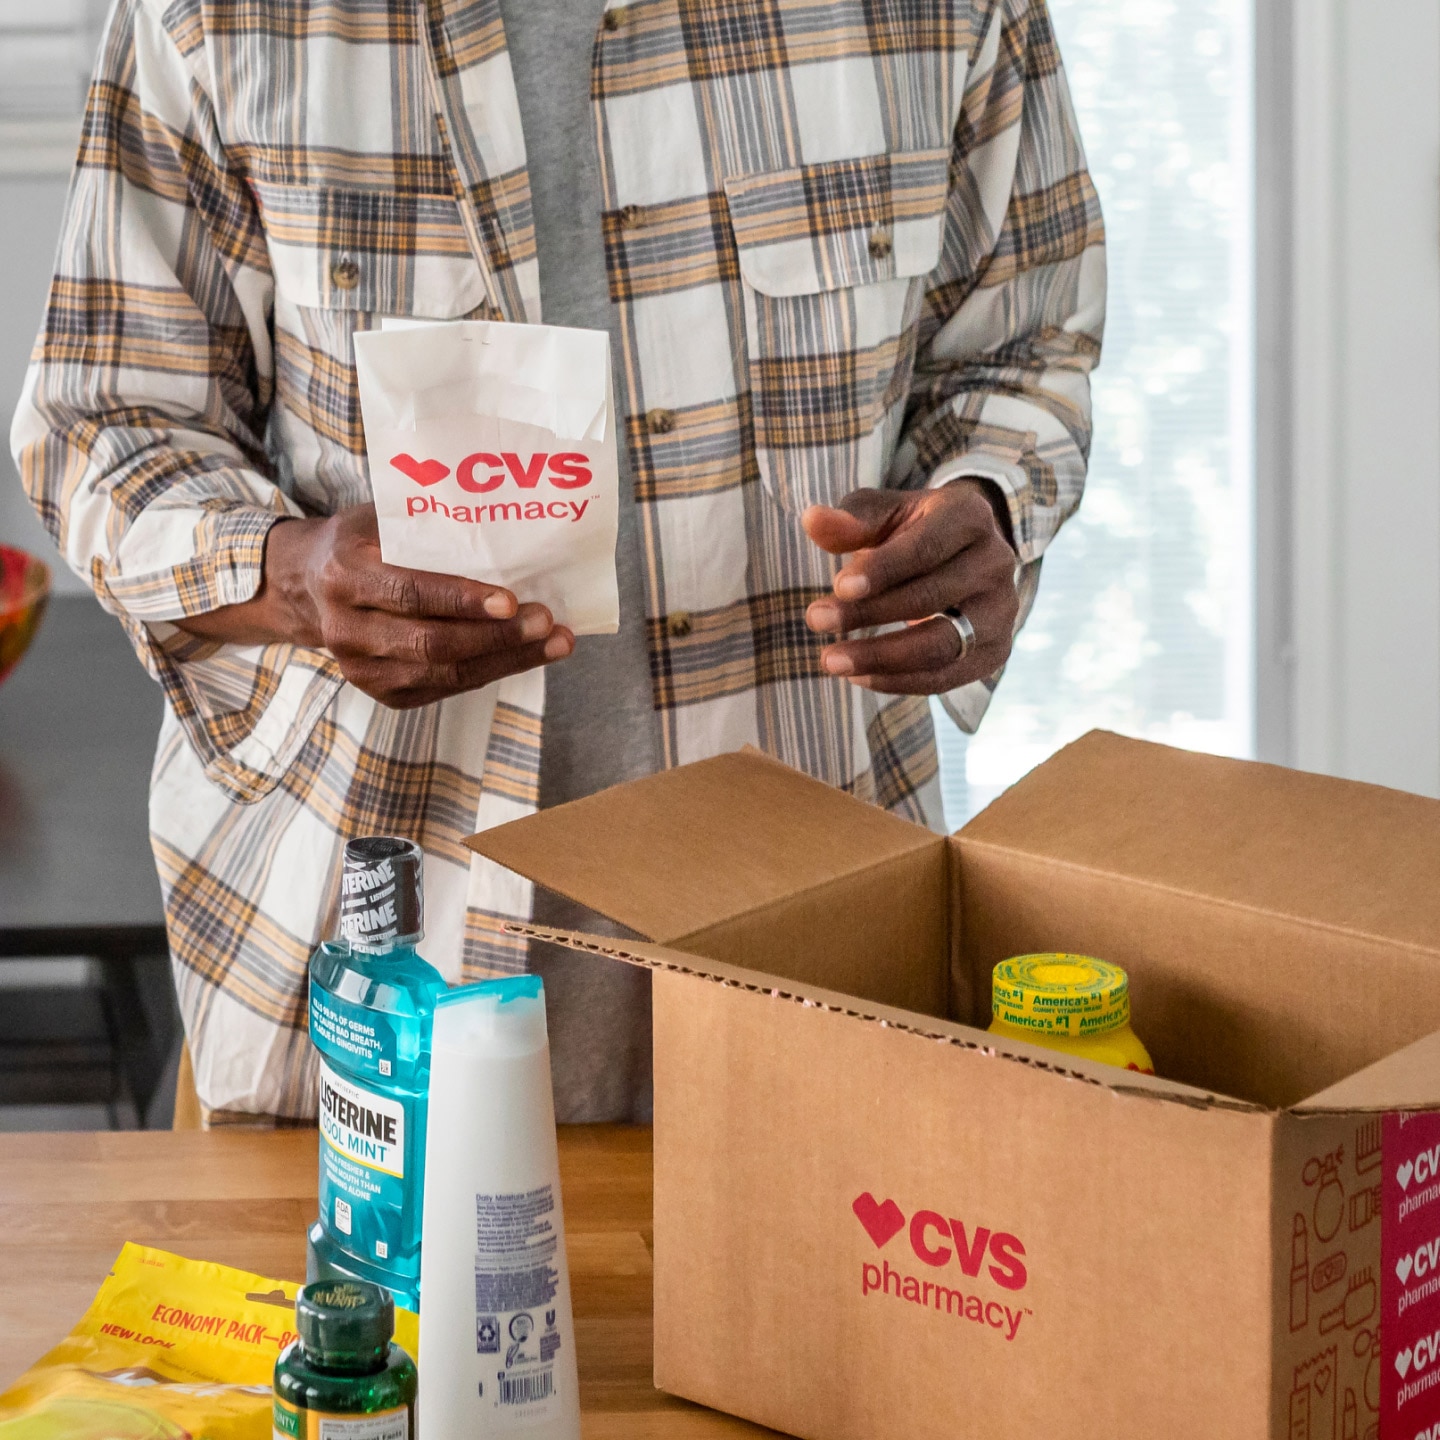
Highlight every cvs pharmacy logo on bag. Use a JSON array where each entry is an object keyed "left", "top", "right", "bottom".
[
  {"left": 391, "top": 451, "right": 595, "bottom": 526},
  {"left": 852, "top": 1192, "right": 1027, "bottom": 1291},
  {"left": 389, "top": 451, "right": 592, "bottom": 492}
]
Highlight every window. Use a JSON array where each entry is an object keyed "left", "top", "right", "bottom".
[{"left": 935, "top": 0, "right": 1255, "bottom": 825}]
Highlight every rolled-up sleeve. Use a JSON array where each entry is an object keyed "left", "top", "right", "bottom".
[
  {"left": 892, "top": 0, "right": 1106, "bottom": 731},
  {"left": 9, "top": 0, "right": 341, "bottom": 800}
]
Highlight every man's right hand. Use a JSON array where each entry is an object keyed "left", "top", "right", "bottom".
[{"left": 176, "top": 503, "right": 573, "bottom": 709}]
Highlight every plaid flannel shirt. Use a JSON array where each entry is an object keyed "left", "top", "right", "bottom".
[{"left": 11, "top": 0, "right": 1103, "bottom": 1120}]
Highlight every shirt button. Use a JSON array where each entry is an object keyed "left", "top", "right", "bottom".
[
  {"left": 646, "top": 408, "right": 675, "bottom": 435},
  {"left": 602, "top": 6, "right": 627, "bottom": 30},
  {"left": 667, "top": 611, "right": 693, "bottom": 638},
  {"left": 330, "top": 255, "right": 361, "bottom": 290},
  {"left": 867, "top": 227, "right": 893, "bottom": 260},
  {"left": 619, "top": 204, "right": 645, "bottom": 230}
]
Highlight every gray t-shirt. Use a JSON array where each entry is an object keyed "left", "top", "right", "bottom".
[{"left": 502, "top": 0, "right": 661, "bottom": 1122}]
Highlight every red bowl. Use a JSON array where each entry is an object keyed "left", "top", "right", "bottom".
[{"left": 0, "top": 546, "right": 51, "bottom": 687}]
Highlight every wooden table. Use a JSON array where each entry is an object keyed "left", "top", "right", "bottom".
[{"left": 0, "top": 1126, "right": 778, "bottom": 1437}]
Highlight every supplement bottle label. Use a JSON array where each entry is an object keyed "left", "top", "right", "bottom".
[
  {"left": 275, "top": 1400, "right": 409, "bottom": 1439},
  {"left": 318, "top": 1060, "right": 406, "bottom": 1263},
  {"left": 474, "top": 1184, "right": 565, "bottom": 1420}
]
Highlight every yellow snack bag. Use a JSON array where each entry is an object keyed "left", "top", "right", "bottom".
[{"left": 0, "top": 1244, "right": 419, "bottom": 1438}]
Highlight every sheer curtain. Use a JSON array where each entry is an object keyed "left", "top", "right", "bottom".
[{"left": 935, "top": 0, "right": 1255, "bottom": 826}]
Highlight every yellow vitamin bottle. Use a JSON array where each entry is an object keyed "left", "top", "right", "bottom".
[{"left": 988, "top": 954, "right": 1155, "bottom": 1074}]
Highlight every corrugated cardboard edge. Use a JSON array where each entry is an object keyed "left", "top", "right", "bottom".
[
  {"left": 508, "top": 923, "right": 1261, "bottom": 1115},
  {"left": 466, "top": 746, "right": 942, "bottom": 948},
  {"left": 1290, "top": 1027, "right": 1440, "bottom": 1115}
]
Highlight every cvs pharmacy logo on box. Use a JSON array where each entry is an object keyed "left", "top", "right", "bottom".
[
  {"left": 1396, "top": 1230, "right": 1440, "bottom": 1286},
  {"left": 390, "top": 451, "right": 592, "bottom": 492},
  {"left": 1395, "top": 1327, "right": 1440, "bottom": 1380},
  {"left": 1399, "top": 1139, "right": 1440, "bottom": 1191},
  {"left": 852, "top": 1192, "right": 1027, "bottom": 1291}
]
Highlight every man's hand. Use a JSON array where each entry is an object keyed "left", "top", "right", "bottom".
[
  {"left": 177, "top": 503, "right": 573, "bottom": 709},
  {"left": 802, "top": 480, "right": 1019, "bottom": 695}
]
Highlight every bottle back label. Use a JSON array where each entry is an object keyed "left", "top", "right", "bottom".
[{"left": 473, "top": 1184, "right": 566, "bottom": 1425}]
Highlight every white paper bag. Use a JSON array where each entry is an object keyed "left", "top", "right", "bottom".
[{"left": 353, "top": 320, "right": 620, "bottom": 634}]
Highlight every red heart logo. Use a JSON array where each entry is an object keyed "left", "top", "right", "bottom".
[
  {"left": 390, "top": 453, "right": 450, "bottom": 487},
  {"left": 852, "top": 1193, "right": 905, "bottom": 1249}
]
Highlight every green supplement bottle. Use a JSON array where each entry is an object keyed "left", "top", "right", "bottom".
[{"left": 274, "top": 1280, "right": 417, "bottom": 1439}]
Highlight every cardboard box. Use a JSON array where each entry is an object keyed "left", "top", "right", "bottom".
[{"left": 467, "top": 731, "right": 1440, "bottom": 1440}]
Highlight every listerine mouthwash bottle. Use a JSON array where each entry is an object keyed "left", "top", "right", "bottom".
[{"left": 307, "top": 837, "right": 446, "bottom": 1309}]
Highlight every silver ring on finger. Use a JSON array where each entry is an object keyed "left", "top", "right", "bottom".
[{"left": 933, "top": 606, "right": 976, "bottom": 659}]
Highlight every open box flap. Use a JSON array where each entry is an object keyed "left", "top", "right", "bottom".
[
  {"left": 1292, "top": 1027, "right": 1440, "bottom": 1115},
  {"left": 960, "top": 730, "right": 1440, "bottom": 956},
  {"left": 513, "top": 921, "right": 1262, "bottom": 1113},
  {"left": 465, "top": 748, "right": 941, "bottom": 944}
]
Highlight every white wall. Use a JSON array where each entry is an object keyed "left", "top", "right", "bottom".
[
  {"left": 1258, "top": 0, "right": 1440, "bottom": 797},
  {"left": 1, "top": 0, "right": 102, "bottom": 596},
  {"left": 1, "top": 158, "right": 85, "bottom": 594}
]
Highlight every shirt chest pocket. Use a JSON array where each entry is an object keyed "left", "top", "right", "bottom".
[
  {"left": 251, "top": 182, "right": 491, "bottom": 472},
  {"left": 254, "top": 182, "right": 491, "bottom": 322},
  {"left": 724, "top": 149, "right": 950, "bottom": 515}
]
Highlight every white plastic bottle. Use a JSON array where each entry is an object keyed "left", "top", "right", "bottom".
[{"left": 418, "top": 975, "right": 580, "bottom": 1439}]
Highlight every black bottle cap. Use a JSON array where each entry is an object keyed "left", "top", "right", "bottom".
[
  {"left": 296, "top": 1280, "right": 394, "bottom": 1364},
  {"left": 338, "top": 836, "right": 424, "bottom": 949}
]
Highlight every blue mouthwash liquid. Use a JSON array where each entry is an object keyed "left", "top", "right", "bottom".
[{"left": 307, "top": 836, "right": 446, "bottom": 1309}]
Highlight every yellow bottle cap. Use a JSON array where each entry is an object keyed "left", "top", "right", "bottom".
[{"left": 991, "top": 954, "right": 1131, "bottom": 1039}]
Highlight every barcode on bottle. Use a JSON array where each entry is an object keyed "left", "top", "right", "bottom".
[{"left": 498, "top": 1370, "right": 552, "bottom": 1406}]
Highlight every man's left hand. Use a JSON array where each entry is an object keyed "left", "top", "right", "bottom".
[{"left": 802, "top": 480, "right": 1019, "bottom": 695}]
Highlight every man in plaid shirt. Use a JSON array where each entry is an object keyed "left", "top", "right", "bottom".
[{"left": 11, "top": 0, "right": 1103, "bottom": 1123}]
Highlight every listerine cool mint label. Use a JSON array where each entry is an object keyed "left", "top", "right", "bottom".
[{"left": 307, "top": 837, "right": 446, "bottom": 1310}]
